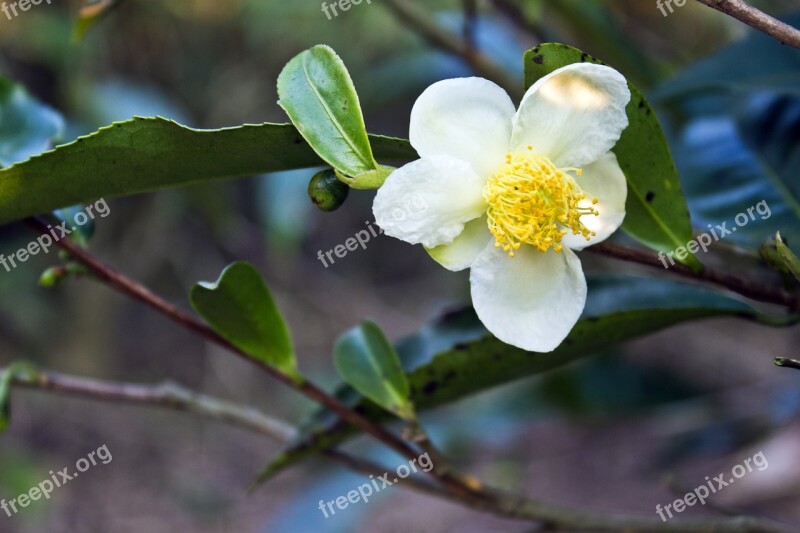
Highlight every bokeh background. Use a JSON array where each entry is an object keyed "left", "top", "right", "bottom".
[{"left": 1, "top": 0, "right": 800, "bottom": 531}]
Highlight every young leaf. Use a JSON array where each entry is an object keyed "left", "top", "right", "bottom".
[
  {"left": 277, "top": 45, "right": 380, "bottom": 178},
  {"left": 0, "top": 117, "right": 417, "bottom": 226},
  {"left": 333, "top": 321, "right": 414, "bottom": 421},
  {"left": 191, "top": 262, "right": 301, "bottom": 382},
  {"left": 776, "top": 233, "right": 800, "bottom": 283},
  {"left": 0, "top": 363, "right": 38, "bottom": 433},
  {"left": 524, "top": 44, "right": 699, "bottom": 269}
]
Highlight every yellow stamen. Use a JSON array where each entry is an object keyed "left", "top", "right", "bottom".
[{"left": 484, "top": 152, "right": 598, "bottom": 255}]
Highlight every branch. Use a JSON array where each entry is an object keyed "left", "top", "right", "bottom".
[
  {"left": 587, "top": 241, "right": 799, "bottom": 311},
  {"left": 7, "top": 369, "right": 447, "bottom": 499},
  {"left": 24, "top": 217, "right": 485, "bottom": 504},
  {"left": 10, "top": 368, "right": 795, "bottom": 532},
  {"left": 694, "top": 0, "right": 800, "bottom": 48},
  {"left": 774, "top": 357, "right": 800, "bottom": 371},
  {"left": 380, "top": 0, "right": 523, "bottom": 100}
]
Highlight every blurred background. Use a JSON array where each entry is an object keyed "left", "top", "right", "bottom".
[{"left": 1, "top": 0, "right": 800, "bottom": 531}]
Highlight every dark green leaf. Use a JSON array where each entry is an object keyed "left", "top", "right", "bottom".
[
  {"left": 334, "top": 321, "right": 414, "bottom": 421},
  {"left": 191, "top": 262, "right": 300, "bottom": 382},
  {"left": 0, "top": 117, "right": 417, "bottom": 226},
  {"left": 278, "top": 45, "right": 382, "bottom": 178},
  {"left": 255, "top": 277, "right": 797, "bottom": 482},
  {"left": 524, "top": 44, "right": 698, "bottom": 269}
]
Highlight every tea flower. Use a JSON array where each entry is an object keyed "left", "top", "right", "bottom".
[{"left": 373, "top": 64, "right": 631, "bottom": 352}]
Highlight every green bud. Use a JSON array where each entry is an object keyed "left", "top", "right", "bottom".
[
  {"left": 308, "top": 169, "right": 350, "bottom": 212},
  {"left": 39, "top": 267, "right": 66, "bottom": 288}
]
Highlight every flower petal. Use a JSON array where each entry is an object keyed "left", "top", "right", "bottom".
[
  {"left": 373, "top": 156, "right": 486, "bottom": 248},
  {"left": 410, "top": 77, "right": 516, "bottom": 177},
  {"left": 426, "top": 216, "right": 492, "bottom": 272},
  {"left": 470, "top": 245, "right": 586, "bottom": 352},
  {"left": 511, "top": 63, "right": 630, "bottom": 168},
  {"left": 562, "top": 152, "right": 627, "bottom": 251}
]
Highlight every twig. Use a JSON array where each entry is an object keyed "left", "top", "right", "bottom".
[
  {"left": 380, "top": 0, "right": 523, "bottom": 100},
  {"left": 7, "top": 369, "right": 447, "bottom": 498},
  {"left": 694, "top": 0, "right": 800, "bottom": 48},
  {"left": 774, "top": 357, "right": 800, "bottom": 371},
  {"left": 587, "top": 241, "right": 799, "bottom": 311},
  {"left": 9, "top": 368, "right": 795, "bottom": 531},
  {"left": 24, "top": 217, "right": 486, "bottom": 504}
]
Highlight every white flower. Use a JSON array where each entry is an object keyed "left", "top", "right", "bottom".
[{"left": 373, "top": 64, "right": 631, "bottom": 352}]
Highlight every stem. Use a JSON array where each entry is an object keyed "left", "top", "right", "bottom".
[
  {"left": 24, "top": 217, "right": 484, "bottom": 503},
  {"left": 10, "top": 368, "right": 795, "bottom": 532},
  {"left": 7, "top": 369, "right": 446, "bottom": 498},
  {"left": 774, "top": 357, "right": 800, "bottom": 371},
  {"left": 586, "top": 241, "right": 799, "bottom": 310},
  {"left": 694, "top": 0, "right": 800, "bottom": 49}
]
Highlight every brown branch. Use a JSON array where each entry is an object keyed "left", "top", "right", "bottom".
[
  {"left": 24, "top": 217, "right": 486, "bottom": 504},
  {"left": 587, "top": 241, "right": 799, "bottom": 311},
  {"left": 7, "top": 369, "right": 447, "bottom": 499},
  {"left": 380, "top": 0, "right": 523, "bottom": 100},
  {"left": 9, "top": 368, "right": 795, "bottom": 532},
  {"left": 694, "top": 0, "right": 800, "bottom": 48}
]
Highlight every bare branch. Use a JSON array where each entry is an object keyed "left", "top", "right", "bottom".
[{"left": 695, "top": 0, "right": 800, "bottom": 48}]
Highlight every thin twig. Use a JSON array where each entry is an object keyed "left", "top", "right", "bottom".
[
  {"left": 380, "top": 0, "right": 523, "bottom": 100},
  {"left": 9, "top": 368, "right": 795, "bottom": 531},
  {"left": 694, "top": 0, "right": 800, "bottom": 49},
  {"left": 7, "top": 369, "right": 448, "bottom": 498},
  {"left": 24, "top": 217, "right": 486, "bottom": 504}
]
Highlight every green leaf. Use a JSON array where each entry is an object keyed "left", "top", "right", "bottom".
[
  {"left": 524, "top": 44, "right": 699, "bottom": 269},
  {"left": 776, "top": 233, "right": 800, "bottom": 283},
  {"left": 0, "top": 77, "right": 64, "bottom": 168},
  {"left": 190, "top": 262, "right": 300, "bottom": 382},
  {"left": 278, "top": 45, "right": 379, "bottom": 178},
  {"left": 254, "top": 276, "right": 798, "bottom": 482},
  {"left": 334, "top": 321, "right": 414, "bottom": 421},
  {"left": 0, "top": 117, "right": 417, "bottom": 226},
  {"left": 0, "top": 363, "right": 38, "bottom": 433}
]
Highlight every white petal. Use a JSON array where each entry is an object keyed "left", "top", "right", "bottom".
[
  {"left": 373, "top": 156, "right": 486, "bottom": 248},
  {"left": 426, "top": 216, "right": 492, "bottom": 272},
  {"left": 470, "top": 245, "right": 586, "bottom": 352},
  {"left": 562, "top": 152, "right": 627, "bottom": 251},
  {"left": 511, "top": 63, "right": 630, "bottom": 168},
  {"left": 410, "top": 77, "right": 515, "bottom": 177}
]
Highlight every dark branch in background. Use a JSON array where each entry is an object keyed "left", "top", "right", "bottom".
[
  {"left": 774, "top": 357, "right": 800, "bottom": 371},
  {"left": 9, "top": 368, "right": 795, "bottom": 532},
  {"left": 461, "top": 0, "right": 479, "bottom": 54},
  {"left": 380, "top": 0, "right": 523, "bottom": 100},
  {"left": 489, "top": 0, "right": 555, "bottom": 42},
  {"left": 23, "top": 217, "right": 485, "bottom": 504},
  {"left": 694, "top": 0, "right": 800, "bottom": 48},
  {"left": 588, "top": 242, "right": 800, "bottom": 311}
]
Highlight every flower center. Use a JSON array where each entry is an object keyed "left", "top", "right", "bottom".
[{"left": 484, "top": 149, "right": 598, "bottom": 256}]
